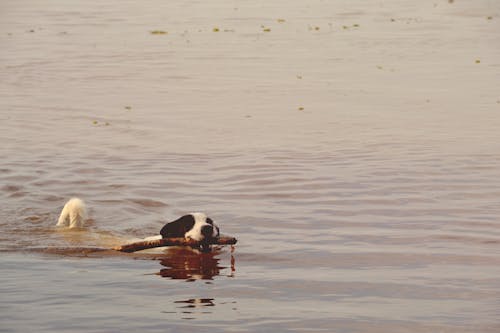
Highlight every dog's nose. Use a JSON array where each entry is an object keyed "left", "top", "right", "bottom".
[{"left": 201, "top": 225, "right": 214, "bottom": 238}]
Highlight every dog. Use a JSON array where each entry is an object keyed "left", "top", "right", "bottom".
[{"left": 56, "top": 198, "right": 220, "bottom": 248}]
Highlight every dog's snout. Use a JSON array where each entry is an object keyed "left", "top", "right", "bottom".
[{"left": 201, "top": 224, "right": 213, "bottom": 238}]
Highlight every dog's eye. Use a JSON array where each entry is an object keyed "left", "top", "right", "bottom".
[{"left": 206, "top": 218, "right": 214, "bottom": 225}]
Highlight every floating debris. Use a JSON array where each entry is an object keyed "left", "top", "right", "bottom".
[
  {"left": 124, "top": 106, "right": 132, "bottom": 110},
  {"left": 262, "top": 27, "right": 271, "bottom": 32},
  {"left": 353, "top": 24, "right": 360, "bottom": 28},
  {"left": 150, "top": 30, "right": 167, "bottom": 35},
  {"left": 92, "top": 120, "right": 110, "bottom": 126},
  {"left": 277, "top": 19, "right": 286, "bottom": 23},
  {"left": 475, "top": 59, "right": 481, "bottom": 64},
  {"left": 296, "top": 75, "right": 303, "bottom": 79},
  {"left": 298, "top": 107, "right": 304, "bottom": 111},
  {"left": 487, "top": 16, "right": 493, "bottom": 20},
  {"left": 213, "top": 27, "right": 220, "bottom": 32}
]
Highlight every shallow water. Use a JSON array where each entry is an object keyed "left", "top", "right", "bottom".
[{"left": 1, "top": 0, "right": 500, "bottom": 332}]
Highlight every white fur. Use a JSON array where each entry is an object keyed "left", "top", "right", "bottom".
[
  {"left": 185, "top": 212, "right": 218, "bottom": 241},
  {"left": 56, "top": 200, "right": 218, "bottom": 245},
  {"left": 57, "top": 198, "right": 87, "bottom": 228}
]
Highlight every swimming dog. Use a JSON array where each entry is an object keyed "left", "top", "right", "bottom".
[{"left": 56, "top": 198, "right": 220, "bottom": 248}]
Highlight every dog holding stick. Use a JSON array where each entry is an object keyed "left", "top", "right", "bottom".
[{"left": 56, "top": 198, "right": 221, "bottom": 250}]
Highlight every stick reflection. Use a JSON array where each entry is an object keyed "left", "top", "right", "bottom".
[{"left": 157, "top": 246, "right": 235, "bottom": 281}]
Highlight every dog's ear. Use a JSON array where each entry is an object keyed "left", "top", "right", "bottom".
[{"left": 160, "top": 214, "right": 195, "bottom": 238}]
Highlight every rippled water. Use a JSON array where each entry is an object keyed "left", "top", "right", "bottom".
[{"left": 1, "top": 0, "right": 500, "bottom": 332}]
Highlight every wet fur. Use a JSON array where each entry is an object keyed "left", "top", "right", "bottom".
[
  {"left": 56, "top": 198, "right": 220, "bottom": 249},
  {"left": 56, "top": 198, "right": 87, "bottom": 228}
]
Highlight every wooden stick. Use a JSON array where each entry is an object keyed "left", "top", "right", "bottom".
[{"left": 113, "top": 236, "right": 238, "bottom": 253}]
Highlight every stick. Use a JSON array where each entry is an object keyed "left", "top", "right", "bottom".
[{"left": 113, "top": 236, "right": 238, "bottom": 253}]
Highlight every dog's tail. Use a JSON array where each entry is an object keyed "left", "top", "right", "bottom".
[{"left": 57, "top": 197, "right": 88, "bottom": 228}]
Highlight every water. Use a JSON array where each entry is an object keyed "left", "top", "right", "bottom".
[{"left": 1, "top": 0, "right": 500, "bottom": 332}]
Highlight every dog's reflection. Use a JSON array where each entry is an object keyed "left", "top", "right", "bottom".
[{"left": 157, "top": 246, "right": 235, "bottom": 281}]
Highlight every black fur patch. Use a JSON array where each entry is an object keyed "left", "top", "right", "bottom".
[
  {"left": 201, "top": 224, "right": 214, "bottom": 238},
  {"left": 160, "top": 215, "right": 195, "bottom": 238}
]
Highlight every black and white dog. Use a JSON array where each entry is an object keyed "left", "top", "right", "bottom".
[{"left": 57, "top": 198, "right": 220, "bottom": 248}]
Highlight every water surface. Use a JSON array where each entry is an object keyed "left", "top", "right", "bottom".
[{"left": 1, "top": 0, "right": 500, "bottom": 332}]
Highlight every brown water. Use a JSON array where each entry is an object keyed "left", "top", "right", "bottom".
[{"left": 1, "top": 0, "right": 500, "bottom": 332}]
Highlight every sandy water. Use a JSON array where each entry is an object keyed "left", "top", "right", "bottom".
[{"left": 1, "top": 0, "right": 500, "bottom": 332}]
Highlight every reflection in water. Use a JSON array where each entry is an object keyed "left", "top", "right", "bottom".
[
  {"left": 169, "top": 298, "right": 237, "bottom": 320},
  {"left": 157, "top": 246, "right": 235, "bottom": 281},
  {"left": 175, "top": 298, "right": 215, "bottom": 308},
  {"left": 175, "top": 298, "right": 214, "bottom": 320},
  {"left": 174, "top": 298, "right": 215, "bottom": 313}
]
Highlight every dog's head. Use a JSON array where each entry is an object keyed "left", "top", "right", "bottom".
[
  {"left": 160, "top": 213, "right": 220, "bottom": 242},
  {"left": 185, "top": 213, "right": 220, "bottom": 241}
]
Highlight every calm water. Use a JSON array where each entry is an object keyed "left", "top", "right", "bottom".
[{"left": 1, "top": 0, "right": 500, "bottom": 332}]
